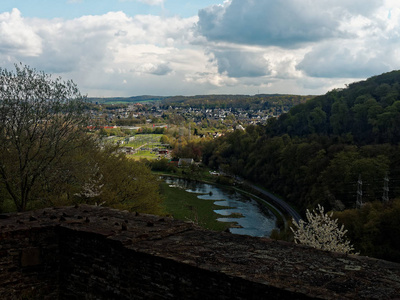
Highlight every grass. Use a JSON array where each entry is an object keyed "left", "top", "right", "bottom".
[
  {"left": 124, "top": 134, "right": 163, "bottom": 148},
  {"left": 160, "top": 182, "right": 236, "bottom": 232},
  {"left": 130, "top": 150, "right": 159, "bottom": 160},
  {"left": 123, "top": 134, "right": 165, "bottom": 160}
]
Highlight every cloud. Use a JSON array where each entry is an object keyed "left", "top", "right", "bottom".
[
  {"left": 119, "top": 0, "right": 164, "bottom": 6},
  {"left": 197, "top": 0, "right": 382, "bottom": 48},
  {"left": 0, "top": 9, "right": 207, "bottom": 95},
  {"left": 138, "top": 0, "right": 164, "bottom": 5},
  {"left": 0, "top": 2, "right": 399, "bottom": 97},
  {"left": 23, "top": 11, "right": 130, "bottom": 73},
  {"left": 297, "top": 42, "right": 392, "bottom": 78},
  {"left": 184, "top": 71, "right": 238, "bottom": 88},
  {"left": 195, "top": 0, "right": 400, "bottom": 91},
  {"left": 211, "top": 49, "right": 271, "bottom": 78},
  {"left": 0, "top": 9, "right": 42, "bottom": 57},
  {"left": 136, "top": 62, "right": 172, "bottom": 75},
  {"left": 296, "top": 1, "right": 400, "bottom": 79}
]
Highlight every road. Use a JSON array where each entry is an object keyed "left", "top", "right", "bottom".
[{"left": 245, "top": 182, "right": 302, "bottom": 223}]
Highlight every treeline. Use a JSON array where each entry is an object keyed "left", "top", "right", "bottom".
[
  {"left": 89, "top": 94, "right": 314, "bottom": 111},
  {"left": 162, "top": 94, "right": 313, "bottom": 111},
  {"left": 89, "top": 95, "right": 167, "bottom": 104}
]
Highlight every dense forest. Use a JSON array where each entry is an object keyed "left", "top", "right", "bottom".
[
  {"left": 269, "top": 71, "right": 400, "bottom": 144},
  {"left": 199, "top": 70, "right": 400, "bottom": 261}
]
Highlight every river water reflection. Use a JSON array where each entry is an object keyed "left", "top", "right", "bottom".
[{"left": 164, "top": 177, "right": 277, "bottom": 237}]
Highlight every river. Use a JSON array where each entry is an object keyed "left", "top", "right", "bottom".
[{"left": 163, "top": 177, "right": 277, "bottom": 237}]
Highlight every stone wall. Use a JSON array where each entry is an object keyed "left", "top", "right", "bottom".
[
  {"left": 0, "top": 225, "right": 60, "bottom": 299},
  {"left": 1, "top": 205, "right": 400, "bottom": 299}
]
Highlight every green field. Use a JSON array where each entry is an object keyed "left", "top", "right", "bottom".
[
  {"left": 160, "top": 182, "right": 236, "bottom": 231},
  {"left": 123, "top": 134, "right": 167, "bottom": 160},
  {"left": 124, "top": 134, "right": 163, "bottom": 148},
  {"left": 130, "top": 150, "right": 159, "bottom": 160}
]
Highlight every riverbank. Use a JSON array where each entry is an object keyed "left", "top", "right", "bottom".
[
  {"left": 155, "top": 167, "right": 295, "bottom": 235},
  {"left": 159, "top": 180, "right": 235, "bottom": 232},
  {"left": 160, "top": 176, "right": 277, "bottom": 237},
  {"left": 154, "top": 166, "right": 301, "bottom": 225}
]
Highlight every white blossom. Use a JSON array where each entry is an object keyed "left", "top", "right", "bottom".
[
  {"left": 290, "top": 204, "right": 356, "bottom": 254},
  {"left": 75, "top": 164, "right": 104, "bottom": 199}
]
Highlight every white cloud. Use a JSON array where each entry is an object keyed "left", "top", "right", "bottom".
[
  {"left": 0, "top": 1, "right": 400, "bottom": 97},
  {"left": 207, "top": 46, "right": 271, "bottom": 78},
  {"left": 119, "top": 0, "right": 165, "bottom": 6},
  {"left": 0, "top": 9, "right": 212, "bottom": 95},
  {"left": 0, "top": 9, "right": 42, "bottom": 57},
  {"left": 197, "top": 0, "right": 366, "bottom": 48},
  {"left": 195, "top": 0, "right": 400, "bottom": 92},
  {"left": 296, "top": 0, "right": 400, "bottom": 79},
  {"left": 138, "top": 0, "right": 164, "bottom": 5},
  {"left": 297, "top": 41, "right": 393, "bottom": 78}
]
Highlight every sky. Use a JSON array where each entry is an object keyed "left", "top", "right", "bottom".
[{"left": 1, "top": 0, "right": 399, "bottom": 97}]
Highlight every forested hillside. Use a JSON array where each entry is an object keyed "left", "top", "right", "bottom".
[
  {"left": 201, "top": 70, "right": 400, "bottom": 261},
  {"left": 203, "top": 71, "right": 400, "bottom": 211},
  {"left": 270, "top": 70, "right": 400, "bottom": 144},
  {"left": 162, "top": 94, "right": 313, "bottom": 111}
]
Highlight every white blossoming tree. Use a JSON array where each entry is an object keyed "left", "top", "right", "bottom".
[{"left": 291, "top": 204, "right": 356, "bottom": 254}]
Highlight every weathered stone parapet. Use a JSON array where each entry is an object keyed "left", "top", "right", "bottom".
[{"left": 1, "top": 205, "right": 400, "bottom": 299}]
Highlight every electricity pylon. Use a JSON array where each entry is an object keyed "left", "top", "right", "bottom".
[
  {"left": 356, "top": 174, "right": 363, "bottom": 209},
  {"left": 382, "top": 172, "right": 389, "bottom": 203}
]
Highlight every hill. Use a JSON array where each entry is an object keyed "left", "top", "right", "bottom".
[
  {"left": 89, "top": 95, "right": 167, "bottom": 104},
  {"left": 203, "top": 70, "right": 400, "bottom": 210},
  {"left": 270, "top": 70, "right": 400, "bottom": 144},
  {"left": 200, "top": 70, "right": 400, "bottom": 262},
  {"left": 161, "top": 94, "right": 313, "bottom": 111},
  {"left": 89, "top": 94, "right": 314, "bottom": 112}
]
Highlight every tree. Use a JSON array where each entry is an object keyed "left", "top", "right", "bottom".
[
  {"left": 87, "top": 149, "right": 164, "bottom": 214},
  {"left": 291, "top": 205, "right": 356, "bottom": 254},
  {"left": 0, "top": 64, "right": 89, "bottom": 211},
  {"left": 334, "top": 200, "right": 400, "bottom": 262}
]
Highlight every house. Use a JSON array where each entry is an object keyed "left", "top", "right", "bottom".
[
  {"left": 178, "top": 158, "right": 194, "bottom": 167},
  {"left": 119, "top": 147, "right": 135, "bottom": 155}
]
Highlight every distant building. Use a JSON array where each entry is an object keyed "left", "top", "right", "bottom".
[
  {"left": 119, "top": 147, "right": 135, "bottom": 155},
  {"left": 178, "top": 158, "right": 194, "bottom": 167}
]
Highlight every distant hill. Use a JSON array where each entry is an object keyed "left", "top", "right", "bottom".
[
  {"left": 161, "top": 94, "right": 314, "bottom": 111},
  {"left": 89, "top": 94, "right": 315, "bottom": 112},
  {"left": 89, "top": 95, "right": 167, "bottom": 104}
]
